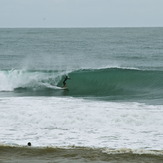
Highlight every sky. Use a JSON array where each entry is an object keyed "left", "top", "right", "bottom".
[{"left": 0, "top": 0, "right": 163, "bottom": 28}]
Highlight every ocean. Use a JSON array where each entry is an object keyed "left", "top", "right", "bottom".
[{"left": 0, "top": 28, "right": 163, "bottom": 163}]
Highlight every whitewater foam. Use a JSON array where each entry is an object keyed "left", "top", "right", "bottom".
[
  {"left": 0, "top": 96, "right": 163, "bottom": 149},
  {"left": 0, "top": 69, "right": 63, "bottom": 91}
]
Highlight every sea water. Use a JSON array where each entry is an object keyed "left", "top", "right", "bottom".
[{"left": 0, "top": 28, "right": 163, "bottom": 163}]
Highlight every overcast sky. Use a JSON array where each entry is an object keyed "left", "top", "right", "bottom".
[{"left": 0, "top": 0, "right": 163, "bottom": 28}]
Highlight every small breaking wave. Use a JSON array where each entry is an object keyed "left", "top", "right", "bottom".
[{"left": 0, "top": 145, "right": 163, "bottom": 163}]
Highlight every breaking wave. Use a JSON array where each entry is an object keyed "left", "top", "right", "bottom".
[{"left": 0, "top": 68, "right": 163, "bottom": 100}]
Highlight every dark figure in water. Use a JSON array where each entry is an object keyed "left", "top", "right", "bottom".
[
  {"left": 27, "top": 142, "right": 31, "bottom": 146},
  {"left": 63, "top": 75, "right": 70, "bottom": 87}
]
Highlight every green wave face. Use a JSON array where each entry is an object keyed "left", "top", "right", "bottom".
[{"left": 59, "top": 68, "right": 163, "bottom": 100}]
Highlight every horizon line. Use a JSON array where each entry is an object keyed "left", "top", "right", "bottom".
[{"left": 0, "top": 26, "right": 163, "bottom": 29}]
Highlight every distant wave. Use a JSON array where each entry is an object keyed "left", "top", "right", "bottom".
[
  {"left": 0, "top": 68, "right": 163, "bottom": 100},
  {"left": 0, "top": 145, "right": 163, "bottom": 163}
]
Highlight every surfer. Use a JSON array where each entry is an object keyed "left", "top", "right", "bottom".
[{"left": 63, "top": 75, "right": 70, "bottom": 87}]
